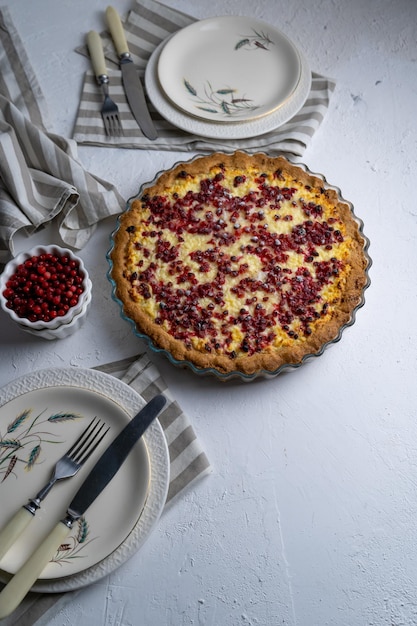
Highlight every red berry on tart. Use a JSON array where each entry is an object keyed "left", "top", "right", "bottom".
[{"left": 110, "top": 152, "right": 369, "bottom": 378}]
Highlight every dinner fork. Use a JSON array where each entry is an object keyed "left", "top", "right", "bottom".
[
  {"left": 87, "top": 30, "right": 123, "bottom": 136},
  {"left": 0, "top": 417, "right": 108, "bottom": 561}
]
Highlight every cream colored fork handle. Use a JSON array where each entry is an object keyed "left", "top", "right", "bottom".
[
  {"left": 0, "top": 507, "right": 34, "bottom": 561},
  {"left": 106, "top": 6, "right": 129, "bottom": 56},
  {"left": 0, "top": 520, "right": 70, "bottom": 619},
  {"left": 86, "top": 30, "right": 107, "bottom": 78}
]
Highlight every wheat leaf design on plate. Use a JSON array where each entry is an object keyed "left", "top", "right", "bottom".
[
  {"left": 77, "top": 517, "right": 89, "bottom": 544},
  {"left": 221, "top": 101, "right": 231, "bottom": 114},
  {"left": 2, "top": 455, "right": 18, "bottom": 482},
  {"left": 184, "top": 79, "right": 197, "bottom": 96},
  {"left": 57, "top": 543, "right": 72, "bottom": 552},
  {"left": 25, "top": 444, "right": 41, "bottom": 471},
  {"left": 185, "top": 77, "right": 258, "bottom": 117},
  {"left": 52, "top": 516, "right": 91, "bottom": 563},
  {"left": 196, "top": 106, "right": 218, "bottom": 113},
  {"left": 253, "top": 29, "right": 274, "bottom": 46},
  {"left": 47, "top": 413, "right": 82, "bottom": 422},
  {"left": 235, "top": 38, "right": 250, "bottom": 50},
  {"left": 7, "top": 409, "right": 31, "bottom": 433},
  {"left": 0, "top": 439, "right": 21, "bottom": 449},
  {"left": 234, "top": 30, "right": 274, "bottom": 51},
  {"left": 216, "top": 88, "right": 236, "bottom": 95}
]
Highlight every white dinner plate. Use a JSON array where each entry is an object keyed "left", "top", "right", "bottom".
[
  {"left": 157, "top": 16, "right": 302, "bottom": 123},
  {"left": 146, "top": 33, "right": 311, "bottom": 139},
  {"left": 0, "top": 367, "right": 169, "bottom": 592}
]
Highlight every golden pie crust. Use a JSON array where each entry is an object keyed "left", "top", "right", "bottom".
[{"left": 110, "top": 152, "right": 369, "bottom": 376}]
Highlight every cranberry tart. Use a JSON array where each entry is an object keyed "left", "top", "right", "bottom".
[{"left": 109, "top": 152, "right": 370, "bottom": 379}]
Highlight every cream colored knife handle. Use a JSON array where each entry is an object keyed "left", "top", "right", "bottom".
[
  {"left": 106, "top": 6, "right": 129, "bottom": 56},
  {"left": 0, "top": 520, "right": 70, "bottom": 619},
  {"left": 86, "top": 30, "right": 107, "bottom": 78},
  {"left": 0, "top": 507, "right": 34, "bottom": 561}
]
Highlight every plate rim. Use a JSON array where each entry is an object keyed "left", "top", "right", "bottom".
[
  {"left": 0, "top": 366, "right": 170, "bottom": 592},
  {"left": 157, "top": 14, "right": 302, "bottom": 124}
]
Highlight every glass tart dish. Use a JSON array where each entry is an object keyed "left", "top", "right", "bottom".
[{"left": 107, "top": 152, "right": 371, "bottom": 382}]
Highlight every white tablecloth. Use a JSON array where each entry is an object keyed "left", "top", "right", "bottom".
[{"left": 0, "top": 1, "right": 417, "bottom": 625}]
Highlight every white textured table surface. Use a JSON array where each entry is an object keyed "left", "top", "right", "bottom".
[{"left": 1, "top": 1, "right": 417, "bottom": 625}]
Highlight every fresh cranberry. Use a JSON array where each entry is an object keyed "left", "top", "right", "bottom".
[
  {"left": 133, "top": 167, "right": 347, "bottom": 356},
  {"left": 2, "top": 252, "right": 85, "bottom": 323}
]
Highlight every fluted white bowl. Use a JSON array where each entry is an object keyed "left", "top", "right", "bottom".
[{"left": 0, "top": 245, "right": 92, "bottom": 336}]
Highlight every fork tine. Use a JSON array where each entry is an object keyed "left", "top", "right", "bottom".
[
  {"left": 115, "top": 118, "right": 123, "bottom": 136},
  {"left": 103, "top": 112, "right": 123, "bottom": 137},
  {"left": 74, "top": 422, "right": 109, "bottom": 465},
  {"left": 65, "top": 417, "right": 99, "bottom": 457},
  {"left": 113, "top": 115, "right": 123, "bottom": 136},
  {"left": 102, "top": 115, "right": 112, "bottom": 136},
  {"left": 67, "top": 418, "right": 108, "bottom": 464}
]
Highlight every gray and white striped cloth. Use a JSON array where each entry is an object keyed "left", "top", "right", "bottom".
[
  {"left": 0, "top": 352, "right": 211, "bottom": 626},
  {"left": 74, "top": 0, "right": 336, "bottom": 153},
  {"left": 95, "top": 352, "right": 211, "bottom": 504},
  {"left": 0, "top": 1, "right": 335, "bottom": 263},
  {"left": 0, "top": 7, "right": 125, "bottom": 263}
]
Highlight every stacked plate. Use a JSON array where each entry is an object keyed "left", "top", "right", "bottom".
[
  {"left": 145, "top": 15, "right": 311, "bottom": 140},
  {"left": 0, "top": 367, "right": 169, "bottom": 592}
]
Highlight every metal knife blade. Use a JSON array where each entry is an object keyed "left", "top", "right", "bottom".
[
  {"left": 0, "top": 394, "right": 166, "bottom": 619},
  {"left": 106, "top": 6, "right": 158, "bottom": 140},
  {"left": 68, "top": 393, "right": 166, "bottom": 518}
]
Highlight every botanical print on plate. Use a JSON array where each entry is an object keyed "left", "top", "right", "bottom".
[
  {"left": 183, "top": 79, "right": 259, "bottom": 117},
  {"left": 0, "top": 407, "right": 98, "bottom": 564},
  {"left": 52, "top": 516, "right": 96, "bottom": 566},
  {"left": 183, "top": 29, "right": 274, "bottom": 119},
  {"left": 0, "top": 408, "right": 83, "bottom": 482},
  {"left": 235, "top": 28, "right": 275, "bottom": 51},
  {"left": 0, "top": 369, "right": 160, "bottom": 584},
  {"left": 0, "top": 407, "right": 97, "bottom": 564}
]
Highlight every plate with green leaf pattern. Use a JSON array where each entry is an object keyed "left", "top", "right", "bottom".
[
  {"left": 157, "top": 15, "right": 304, "bottom": 123},
  {"left": 0, "top": 367, "right": 169, "bottom": 591}
]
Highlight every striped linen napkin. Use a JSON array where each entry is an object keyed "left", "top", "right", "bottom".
[
  {"left": 0, "top": 352, "right": 211, "bottom": 626},
  {"left": 95, "top": 351, "right": 211, "bottom": 504},
  {"left": 73, "top": 0, "right": 336, "bottom": 154},
  {"left": 0, "top": 7, "right": 125, "bottom": 264}
]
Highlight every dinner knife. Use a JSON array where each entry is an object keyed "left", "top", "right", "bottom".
[
  {"left": 105, "top": 5, "right": 158, "bottom": 140},
  {"left": 0, "top": 394, "right": 167, "bottom": 619}
]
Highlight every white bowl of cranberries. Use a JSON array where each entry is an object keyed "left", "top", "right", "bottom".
[{"left": 0, "top": 245, "right": 92, "bottom": 338}]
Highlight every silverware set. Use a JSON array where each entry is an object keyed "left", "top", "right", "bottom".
[
  {"left": 0, "top": 395, "right": 166, "bottom": 619},
  {"left": 87, "top": 6, "right": 158, "bottom": 139},
  {"left": 0, "top": 417, "right": 108, "bottom": 562}
]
